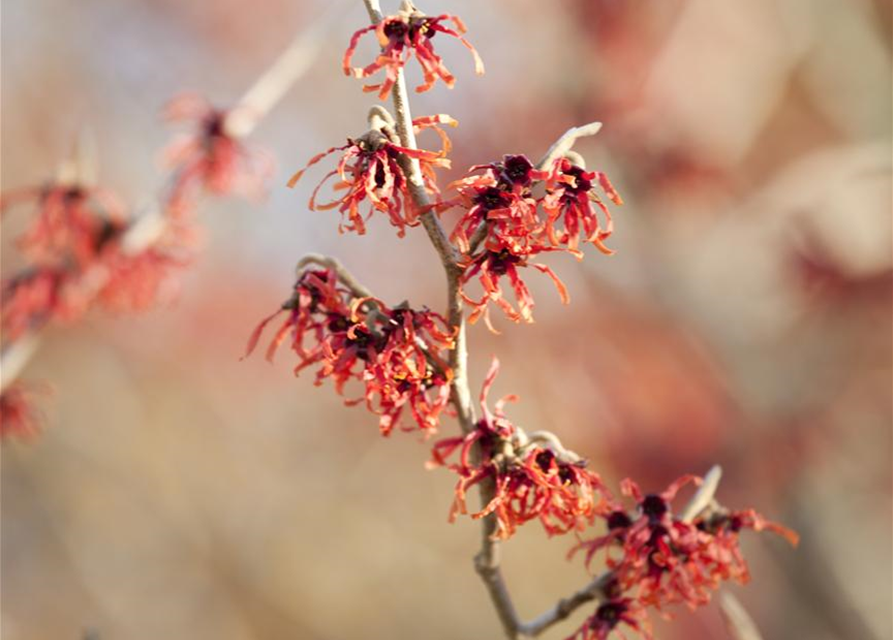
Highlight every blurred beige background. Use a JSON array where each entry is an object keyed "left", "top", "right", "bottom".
[{"left": 2, "top": 1, "right": 891, "bottom": 639}]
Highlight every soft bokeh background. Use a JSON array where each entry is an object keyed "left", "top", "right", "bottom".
[{"left": 2, "top": 1, "right": 891, "bottom": 638}]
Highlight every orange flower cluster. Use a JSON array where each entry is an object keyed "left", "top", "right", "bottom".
[
  {"left": 288, "top": 115, "right": 455, "bottom": 236},
  {"left": 344, "top": 11, "right": 484, "bottom": 99},
  {"left": 245, "top": 268, "right": 455, "bottom": 435},
  {"left": 429, "top": 358, "right": 610, "bottom": 539},
  {"left": 441, "top": 154, "right": 622, "bottom": 329},
  {"left": 568, "top": 475, "right": 799, "bottom": 639}
]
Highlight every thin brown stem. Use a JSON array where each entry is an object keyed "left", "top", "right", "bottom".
[
  {"left": 517, "top": 571, "right": 614, "bottom": 637},
  {"left": 361, "top": 0, "right": 473, "bottom": 433},
  {"left": 360, "top": 0, "right": 517, "bottom": 635},
  {"left": 297, "top": 253, "right": 374, "bottom": 298}
]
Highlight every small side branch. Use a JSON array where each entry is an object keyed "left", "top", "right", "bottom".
[
  {"left": 517, "top": 571, "right": 614, "bottom": 638},
  {"left": 536, "top": 122, "right": 603, "bottom": 171},
  {"left": 0, "top": 334, "right": 41, "bottom": 394},
  {"left": 297, "top": 253, "right": 374, "bottom": 298},
  {"left": 720, "top": 592, "right": 765, "bottom": 640},
  {"left": 225, "top": 2, "right": 342, "bottom": 138},
  {"left": 517, "top": 465, "right": 725, "bottom": 637},
  {"left": 681, "top": 465, "right": 723, "bottom": 523}
]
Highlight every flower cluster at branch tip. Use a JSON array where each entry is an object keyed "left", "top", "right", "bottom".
[
  {"left": 245, "top": 267, "right": 455, "bottom": 435},
  {"left": 162, "top": 93, "right": 274, "bottom": 216},
  {"left": 429, "top": 358, "right": 611, "bottom": 539},
  {"left": 439, "top": 154, "right": 621, "bottom": 330},
  {"left": 344, "top": 8, "right": 484, "bottom": 99},
  {"left": 0, "top": 383, "right": 48, "bottom": 440},
  {"left": 288, "top": 114, "right": 455, "bottom": 236},
  {"left": 565, "top": 474, "right": 799, "bottom": 640}
]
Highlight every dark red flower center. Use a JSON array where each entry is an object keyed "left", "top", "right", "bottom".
[
  {"left": 203, "top": 112, "right": 226, "bottom": 139},
  {"left": 593, "top": 601, "right": 627, "bottom": 629},
  {"left": 562, "top": 165, "right": 592, "bottom": 194},
  {"left": 487, "top": 250, "right": 521, "bottom": 276},
  {"left": 641, "top": 494, "right": 668, "bottom": 521},
  {"left": 327, "top": 314, "right": 350, "bottom": 333},
  {"left": 384, "top": 19, "right": 409, "bottom": 41},
  {"left": 94, "top": 219, "right": 123, "bottom": 250},
  {"left": 63, "top": 186, "right": 86, "bottom": 202},
  {"left": 476, "top": 186, "right": 511, "bottom": 211},
  {"left": 502, "top": 155, "right": 534, "bottom": 185},
  {"left": 535, "top": 449, "right": 555, "bottom": 472},
  {"left": 607, "top": 510, "right": 633, "bottom": 530}
]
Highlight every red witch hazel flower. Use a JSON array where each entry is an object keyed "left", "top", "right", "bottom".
[
  {"left": 442, "top": 153, "right": 622, "bottom": 329},
  {"left": 356, "top": 299, "right": 454, "bottom": 434},
  {"left": 244, "top": 268, "right": 354, "bottom": 374},
  {"left": 446, "top": 155, "right": 548, "bottom": 254},
  {"left": 429, "top": 358, "right": 609, "bottom": 539},
  {"left": 0, "top": 179, "right": 142, "bottom": 335},
  {"left": 691, "top": 507, "right": 800, "bottom": 585},
  {"left": 344, "top": 7, "right": 484, "bottom": 99},
  {"left": 162, "top": 93, "right": 274, "bottom": 216},
  {"left": 570, "top": 473, "right": 798, "bottom": 630},
  {"left": 245, "top": 268, "right": 454, "bottom": 434},
  {"left": 570, "top": 586, "right": 652, "bottom": 640},
  {"left": 1, "top": 269, "right": 87, "bottom": 340},
  {"left": 288, "top": 114, "right": 455, "bottom": 236},
  {"left": 93, "top": 224, "right": 195, "bottom": 314},
  {"left": 1, "top": 182, "right": 126, "bottom": 269},
  {"left": 460, "top": 239, "right": 570, "bottom": 331},
  {"left": 0, "top": 382, "right": 48, "bottom": 440},
  {"left": 444, "top": 155, "right": 571, "bottom": 330},
  {"left": 543, "top": 157, "right": 622, "bottom": 254}
]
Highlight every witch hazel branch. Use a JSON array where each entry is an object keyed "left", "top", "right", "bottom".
[
  {"left": 0, "top": 7, "right": 345, "bottom": 438},
  {"left": 245, "top": 2, "right": 798, "bottom": 639}
]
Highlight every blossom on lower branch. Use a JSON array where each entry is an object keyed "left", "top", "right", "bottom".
[
  {"left": 429, "top": 358, "right": 610, "bottom": 539},
  {"left": 571, "top": 589, "right": 652, "bottom": 640},
  {"left": 245, "top": 267, "right": 454, "bottom": 434},
  {"left": 567, "top": 474, "right": 798, "bottom": 639}
]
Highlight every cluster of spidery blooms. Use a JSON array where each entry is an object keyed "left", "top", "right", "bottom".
[
  {"left": 288, "top": 113, "right": 456, "bottom": 236},
  {"left": 298, "top": 9, "right": 622, "bottom": 332},
  {"left": 445, "top": 153, "right": 622, "bottom": 330},
  {"left": 245, "top": 267, "right": 455, "bottom": 435},
  {"left": 566, "top": 477, "right": 799, "bottom": 640},
  {"left": 428, "top": 358, "right": 611, "bottom": 539},
  {"left": 0, "top": 93, "right": 271, "bottom": 438},
  {"left": 246, "top": 9, "right": 800, "bottom": 639},
  {"left": 344, "top": 7, "right": 484, "bottom": 100}
]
